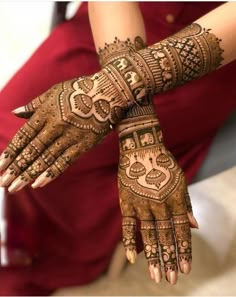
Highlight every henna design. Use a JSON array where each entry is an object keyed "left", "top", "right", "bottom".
[
  {"left": 2, "top": 49, "right": 152, "bottom": 188},
  {"left": 122, "top": 217, "right": 137, "bottom": 251},
  {"left": 138, "top": 23, "right": 224, "bottom": 93},
  {"left": 98, "top": 36, "right": 197, "bottom": 283},
  {"left": 119, "top": 121, "right": 182, "bottom": 203}
]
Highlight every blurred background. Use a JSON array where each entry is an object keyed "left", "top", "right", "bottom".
[{"left": 0, "top": 1, "right": 80, "bottom": 90}]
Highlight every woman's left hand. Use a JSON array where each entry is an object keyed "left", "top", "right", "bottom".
[{"left": 0, "top": 70, "right": 127, "bottom": 192}]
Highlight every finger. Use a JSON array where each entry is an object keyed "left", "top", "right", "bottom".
[
  {"left": 168, "top": 182, "right": 192, "bottom": 275},
  {"left": 150, "top": 202, "right": 178, "bottom": 285},
  {"left": 172, "top": 213, "right": 192, "bottom": 275},
  {"left": 141, "top": 220, "right": 162, "bottom": 284},
  {"left": 118, "top": 185, "right": 138, "bottom": 264},
  {"left": 12, "top": 88, "right": 54, "bottom": 119},
  {"left": 156, "top": 218, "right": 178, "bottom": 285},
  {"left": 134, "top": 199, "right": 162, "bottom": 282},
  {"left": 122, "top": 217, "right": 137, "bottom": 264},
  {"left": 7, "top": 136, "right": 72, "bottom": 193},
  {"left": 0, "top": 124, "right": 61, "bottom": 187},
  {"left": 31, "top": 143, "right": 83, "bottom": 188},
  {"left": 0, "top": 114, "right": 45, "bottom": 172},
  {"left": 185, "top": 189, "right": 199, "bottom": 229}
]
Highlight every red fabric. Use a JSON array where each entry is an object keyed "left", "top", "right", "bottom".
[{"left": 0, "top": 2, "right": 235, "bottom": 295}]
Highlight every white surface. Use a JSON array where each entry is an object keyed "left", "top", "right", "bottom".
[
  {"left": 0, "top": 2, "right": 54, "bottom": 90},
  {"left": 0, "top": 1, "right": 80, "bottom": 91}
]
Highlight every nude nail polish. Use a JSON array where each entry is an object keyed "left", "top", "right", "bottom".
[
  {"left": 153, "top": 267, "right": 162, "bottom": 284},
  {"left": 1, "top": 173, "right": 12, "bottom": 187},
  {"left": 0, "top": 158, "right": 7, "bottom": 171},
  {"left": 31, "top": 174, "right": 46, "bottom": 188},
  {"left": 183, "top": 263, "right": 190, "bottom": 274},
  {"left": 192, "top": 216, "right": 199, "bottom": 229},
  {"left": 12, "top": 106, "right": 26, "bottom": 115},
  {"left": 129, "top": 250, "right": 137, "bottom": 264},
  {"left": 126, "top": 250, "right": 131, "bottom": 263},
  {"left": 8, "top": 179, "right": 25, "bottom": 193},
  {"left": 149, "top": 265, "right": 155, "bottom": 280},
  {"left": 169, "top": 271, "right": 177, "bottom": 285}
]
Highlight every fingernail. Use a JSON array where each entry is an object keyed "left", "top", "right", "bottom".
[
  {"left": 126, "top": 249, "right": 131, "bottom": 262},
  {"left": 1, "top": 173, "right": 13, "bottom": 187},
  {"left": 31, "top": 173, "right": 47, "bottom": 188},
  {"left": 188, "top": 213, "right": 199, "bottom": 229},
  {"left": 149, "top": 265, "right": 155, "bottom": 280},
  {"left": 12, "top": 106, "right": 26, "bottom": 115},
  {"left": 192, "top": 216, "right": 199, "bottom": 229},
  {"left": 129, "top": 250, "right": 137, "bottom": 264},
  {"left": 0, "top": 158, "right": 8, "bottom": 171},
  {"left": 153, "top": 266, "right": 162, "bottom": 284},
  {"left": 183, "top": 263, "right": 191, "bottom": 274},
  {"left": 126, "top": 249, "right": 136, "bottom": 264},
  {"left": 8, "top": 178, "right": 27, "bottom": 193},
  {"left": 169, "top": 271, "right": 177, "bottom": 285}
]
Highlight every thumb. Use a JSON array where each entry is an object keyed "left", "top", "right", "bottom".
[
  {"left": 185, "top": 188, "right": 199, "bottom": 229},
  {"left": 12, "top": 96, "right": 43, "bottom": 119},
  {"left": 187, "top": 212, "right": 199, "bottom": 229}
]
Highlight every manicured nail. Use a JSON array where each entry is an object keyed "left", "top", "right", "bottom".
[
  {"left": 126, "top": 249, "right": 134, "bottom": 264},
  {"left": 153, "top": 266, "right": 162, "bottom": 284},
  {"left": 169, "top": 271, "right": 177, "bottom": 285},
  {"left": 183, "top": 263, "right": 190, "bottom": 274},
  {"left": 192, "top": 216, "right": 199, "bottom": 229},
  {"left": 149, "top": 265, "right": 155, "bottom": 280},
  {"left": 0, "top": 158, "right": 8, "bottom": 171},
  {"left": 31, "top": 173, "right": 48, "bottom": 188},
  {"left": 129, "top": 250, "right": 137, "bottom": 264},
  {"left": 1, "top": 173, "right": 13, "bottom": 187},
  {"left": 188, "top": 213, "right": 199, "bottom": 229},
  {"left": 126, "top": 250, "right": 131, "bottom": 262},
  {"left": 8, "top": 178, "right": 26, "bottom": 193},
  {"left": 12, "top": 106, "right": 26, "bottom": 115}
]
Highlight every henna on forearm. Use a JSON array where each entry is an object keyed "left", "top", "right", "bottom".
[
  {"left": 138, "top": 23, "right": 224, "bottom": 93},
  {"left": 98, "top": 37, "right": 196, "bottom": 285},
  {"left": 101, "top": 23, "right": 224, "bottom": 107}
]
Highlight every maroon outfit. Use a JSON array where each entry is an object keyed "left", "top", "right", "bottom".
[{"left": 0, "top": 2, "right": 235, "bottom": 295}]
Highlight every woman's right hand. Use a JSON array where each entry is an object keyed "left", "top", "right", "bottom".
[{"left": 118, "top": 116, "right": 198, "bottom": 285}]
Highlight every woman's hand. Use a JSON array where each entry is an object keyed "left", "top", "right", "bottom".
[
  {"left": 118, "top": 115, "right": 198, "bottom": 285},
  {"left": 0, "top": 71, "right": 127, "bottom": 191}
]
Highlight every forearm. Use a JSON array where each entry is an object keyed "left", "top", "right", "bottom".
[
  {"left": 89, "top": 1, "right": 156, "bottom": 124},
  {"left": 90, "top": 2, "right": 236, "bottom": 104},
  {"left": 89, "top": 2, "right": 146, "bottom": 51}
]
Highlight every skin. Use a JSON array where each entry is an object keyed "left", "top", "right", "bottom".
[
  {"left": 95, "top": 31, "right": 196, "bottom": 284},
  {"left": 0, "top": 1, "right": 236, "bottom": 284}
]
